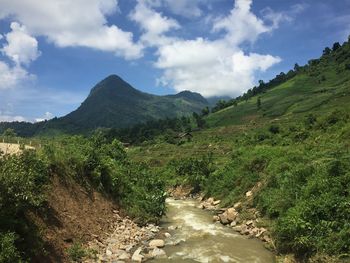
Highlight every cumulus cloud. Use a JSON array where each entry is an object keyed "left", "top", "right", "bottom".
[
  {"left": 134, "top": 0, "right": 284, "bottom": 97},
  {"left": 0, "top": 22, "right": 38, "bottom": 89},
  {"left": 0, "top": 0, "right": 142, "bottom": 59},
  {"left": 130, "top": 1, "right": 180, "bottom": 46},
  {"left": 2, "top": 22, "right": 40, "bottom": 65},
  {"left": 155, "top": 39, "right": 280, "bottom": 97},
  {"left": 35, "top": 111, "right": 54, "bottom": 122}
]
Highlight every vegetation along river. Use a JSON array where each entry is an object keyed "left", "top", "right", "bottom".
[{"left": 151, "top": 198, "right": 275, "bottom": 263}]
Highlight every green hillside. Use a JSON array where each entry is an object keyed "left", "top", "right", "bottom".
[
  {"left": 207, "top": 40, "right": 350, "bottom": 127},
  {"left": 126, "top": 40, "right": 350, "bottom": 262}
]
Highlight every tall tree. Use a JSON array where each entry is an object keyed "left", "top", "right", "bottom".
[{"left": 332, "top": 42, "right": 341, "bottom": 51}]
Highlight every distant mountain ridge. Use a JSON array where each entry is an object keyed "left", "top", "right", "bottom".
[{"left": 0, "top": 74, "right": 210, "bottom": 135}]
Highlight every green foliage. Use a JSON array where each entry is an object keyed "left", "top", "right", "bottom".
[
  {"left": 67, "top": 242, "right": 87, "bottom": 262},
  {"left": 0, "top": 150, "right": 48, "bottom": 262},
  {"left": 41, "top": 134, "right": 166, "bottom": 224},
  {"left": 0, "top": 232, "right": 22, "bottom": 263},
  {"left": 166, "top": 153, "right": 215, "bottom": 193},
  {"left": 2, "top": 128, "right": 16, "bottom": 138}
]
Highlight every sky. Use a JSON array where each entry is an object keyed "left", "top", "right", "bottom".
[{"left": 0, "top": 0, "right": 349, "bottom": 122}]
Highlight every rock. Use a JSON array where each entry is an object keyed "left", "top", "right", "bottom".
[
  {"left": 106, "top": 248, "right": 113, "bottom": 257},
  {"left": 219, "top": 213, "right": 229, "bottom": 225},
  {"left": 226, "top": 208, "right": 238, "bottom": 222},
  {"left": 232, "top": 226, "right": 242, "bottom": 232},
  {"left": 283, "top": 254, "right": 297, "bottom": 263},
  {"left": 168, "top": 226, "right": 177, "bottom": 231},
  {"left": 213, "top": 200, "right": 221, "bottom": 205},
  {"left": 131, "top": 248, "right": 143, "bottom": 262},
  {"left": 207, "top": 197, "right": 214, "bottom": 204},
  {"left": 262, "top": 234, "right": 272, "bottom": 243},
  {"left": 245, "top": 191, "right": 253, "bottom": 197},
  {"left": 213, "top": 215, "right": 220, "bottom": 222},
  {"left": 230, "top": 221, "right": 237, "bottom": 227},
  {"left": 149, "top": 239, "right": 165, "bottom": 248},
  {"left": 246, "top": 220, "right": 254, "bottom": 226},
  {"left": 164, "top": 232, "right": 171, "bottom": 238},
  {"left": 240, "top": 225, "right": 250, "bottom": 235},
  {"left": 233, "top": 202, "right": 242, "bottom": 210},
  {"left": 151, "top": 248, "right": 167, "bottom": 258},
  {"left": 118, "top": 252, "right": 131, "bottom": 260}
]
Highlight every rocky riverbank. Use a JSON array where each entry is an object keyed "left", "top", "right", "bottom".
[
  {"left": 199, "top": 197, "right": 274, "bottom": 247},
  {"left": 84, "top": 210, "right": 170, "bottom": 262}
]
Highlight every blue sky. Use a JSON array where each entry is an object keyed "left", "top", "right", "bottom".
[{"left": 0, "top": 0, "right": 349, "bottom": 122}]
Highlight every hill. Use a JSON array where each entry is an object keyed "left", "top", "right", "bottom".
[
  {"left": 0, "top": 75, "right": 209, "bottom": 136},
  {"left": 206, "top": 40, "right": 350, "bottom": 127}
]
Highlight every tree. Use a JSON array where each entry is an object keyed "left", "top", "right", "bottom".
[
  {"left": 192, "top": 112, "right": 206, "bottom": 129},
  {"left": 201, "top": 106, "right": 209, "bottom": 116},
  {"left": 322, "top": 47, "right": 331, "bottom": 56},
  {"left": 2, "top": 128, "right": 16, "bottom": 139},
  {"left": 257, "top": 97, "right": 262, "bottom": 110},
  {"left": 332, "top": 42, "right": 341, "bottom": 51},
  {"left": 294, "top": 63, "right": 300, "bottom": 71}
]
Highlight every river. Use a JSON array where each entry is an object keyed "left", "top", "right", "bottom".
[{"left": 151, "top": 198, "right": 275, "bottom": 263}]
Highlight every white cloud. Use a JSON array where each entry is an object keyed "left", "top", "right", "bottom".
[
  {"left": 163, "top": 0, "right": 202, "bottom": 18},
  {"left": 0, "top": 22, "right": 38, "bottom": 89},
  {"left": 0, "top": 0, "right": 142, "bottom": 59},
  {"left": 0, "top": 115, "right": 26, "bottom": 122},
  {"left": 155, "top": 39, "right": 280, "bottom": 97},
  {"left": 213, "top": 0, "right": 270, "bottom": 45},
  {"left": 35, "top": 111, "right": 54, "bottom": 122},
  {"left": 0, "top": 61, "right": 35, "bottom": 89},
  {"left": 2, "top": 22, "right": 40, "bottom": 65},
  {"left": 142, "top": 0, "right": 283, "bottom": 97},
  {"left": 130, "top": 1, "right": 180, "bottom": 46}
]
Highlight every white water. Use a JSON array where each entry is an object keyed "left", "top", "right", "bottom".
[{"left": 151, "top": 198, "right": 275, "bottom": 263}]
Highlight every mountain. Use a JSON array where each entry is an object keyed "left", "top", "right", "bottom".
[{"left": 0, "top": 75, "right": 209, "bottom": 135}]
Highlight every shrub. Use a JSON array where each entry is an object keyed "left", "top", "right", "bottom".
[
  {"left": 0, "top": 232, "right": 22, "bottom": 263},
  {"left": 67, "top": 242, "right": 87, "bottom": 262}
]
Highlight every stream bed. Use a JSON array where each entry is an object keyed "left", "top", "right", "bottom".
[{"left": 151, "top": 198, "right": 275, "bottom": 263}]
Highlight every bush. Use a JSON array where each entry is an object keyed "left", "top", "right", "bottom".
[
  {"left": 0, "top": 150, "right": 48, "bottom": 262},
  {"left": 67, "top": 242, "right": 87, "bottom": 262},
  {"left": 168, "top": 153, "right": 215, "bottom": 193},
  {"left": 0, "top": 232, "right": 22, "bottom": 263}
]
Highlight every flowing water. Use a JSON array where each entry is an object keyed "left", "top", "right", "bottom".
[{"left": 152, "top": 198, "right": 275, "bottom": 263}]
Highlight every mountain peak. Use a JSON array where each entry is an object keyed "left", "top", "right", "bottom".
[{"left": 88, "top": 74, "right": 140, "bottom": 98}]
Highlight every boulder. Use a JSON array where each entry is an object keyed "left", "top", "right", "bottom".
[
  {"left": 149, "top": 239, "right": 165, "bottom": 248},
  {"left": 164, "top": 232, "right": 171, "bottom": 238},
  {"left": 245, "top": 191, "right": 253, "bottom": 197},
  {"left": 230, "top": 221, "right": 237, "bottom": 227},
  {"left": 213, "top": 215, "right": 220, "bottom": 222},
  {"left": 219, "top": 213, "right": 229, "bottom": 225},
  {"left": 131, "top": 248, "right": 143, "bottom": 262},
  {"left": 207, "top": 197, "right": 214, "bottom": 204},
  {"left": 106, "top": 248, "right": 113, "bottom": 257},
  {"left": 232, "top": 225, "right": 242, "bottom": 232},
  {"left": 151, "top": 248, "right": 167, "bottom": 258},
  {"left": 226, "top": 208, "right": 238, "bottom": 222},
  {"left": 213, "top": 200, "right": 221, "bottom": 205},
  {"left": 118, "top": 252, "right": 131, "bottom": 260},
  {"left": 246, "top": 220, "right": 254, "bottom": 226},
  {"left": 233, "top": 202, "right": 242, "bottom": 210}
]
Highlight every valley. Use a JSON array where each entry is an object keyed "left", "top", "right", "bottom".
[{"left": 1, "top": 28, "right": 350, "bottom": 263}]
